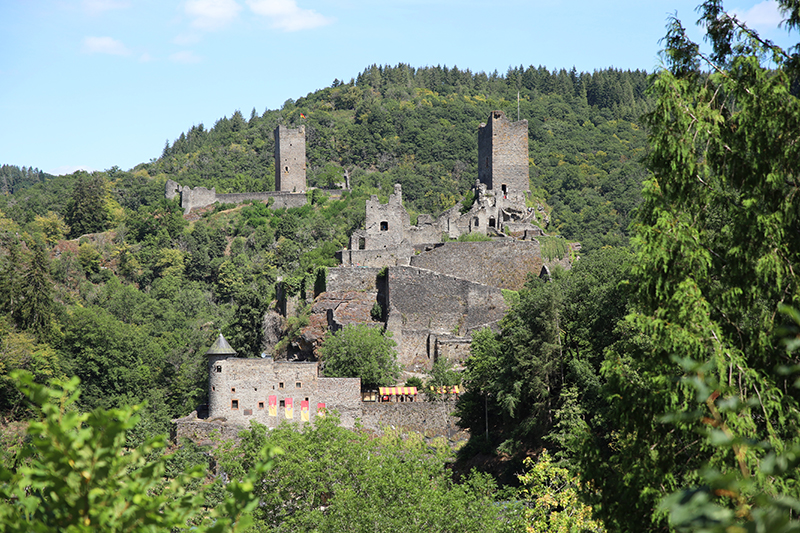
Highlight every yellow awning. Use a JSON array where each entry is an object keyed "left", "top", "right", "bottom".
[
  {"left": 379, "top": 386, "right": 418, "bottom": 396},
  {"left": 428, "top": 385, "right": 460, "bottom": 394}
]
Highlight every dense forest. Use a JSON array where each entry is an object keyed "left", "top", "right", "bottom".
[{"left": 2, "top": 0, "right": 800, "bottom": 531}]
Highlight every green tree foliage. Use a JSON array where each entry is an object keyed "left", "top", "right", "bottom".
[
  {"left": 319, "top": 323, "right": 400, "bottom": 389},
  {"left": 214, "top": 415, "right": 521, "bottom": 532},
  {"left": 575, "top": 2, "right": 800, "bottom": 531},
  {"left": 141, "top": 64, "right": 652, "bottom": 250},
  {"left": 517, "top": 449, "right": 605, "bottom": 533},
  {"left": 0, "top": 165, "right": 50, "bottom": 195},
  {"left": 0, "top": 321, "right": 62, "bottom": 419},
  {"left": 456, "top": 247, "right": 634, "bottom": 455},
  {"left": 0, "top": 372, "right": 279, "bottom": 533},
  {"left": 424, "top": 356, "right": 462, "bottom": 401},
  {"left": 16, "top": 242, "right": 55, "bottom": 341},
  {"left": 64, "top": 172, "right": 111, "bottom": 238}
]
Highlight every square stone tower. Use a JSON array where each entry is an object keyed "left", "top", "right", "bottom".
[
  {"left": 274, "top": 125, "right": 307, "bottom": 193},
  {"left": 477, "top": 110, "right": 529, "bottom": 202}
]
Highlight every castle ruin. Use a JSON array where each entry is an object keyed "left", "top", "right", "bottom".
[
  {"left": 300, "top": 111, "right": 575, "bottom": 375},
  {"left": 174, "top": 110, "right": 576, "bottom": 443},
  {"left": 165, "top": 124, "right": 312, "bottom": 214},
  {"left": 274, "top": 125, "right": 307, "bottom": 193}
]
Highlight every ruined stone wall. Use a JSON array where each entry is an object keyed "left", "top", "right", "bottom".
[
  {"left": 386, "top": 266, "right": 507, "bottom": 337},
  {"left": 216, "top": 191, "right": 308, "bottom": 209},
  {"left": 274, "top": 125, "right": 306, "bottom": 193},
  {"left": 166, "top": 179, "right": 309, "bottom": 213},
  {"left": 360, "top": 400, "right": 466, "bottom": 440},
  {"left": 409, "top": 240, "right": 567, "bottom": 291},
  {"left": 391, "top": 329, "right": 432, "bottom": 373},
  {"left": 207, "top": 356, "right": 361, "bottom": 428},
  {"left": 478, "top": 111, "right": 529, "bottom": 202},
  {"left": 338, "top": 246, "right": 413, "bottom": 268},
  {"left": 363, "top": 184, "right": 409, "bottom": 250},
  {"left": 325, "top": 266, "right": 381, "bottom": 292},
  {"left": 172, "top": 415, "right": 247, "bottom": 446},
  {"left": 174, "top": 399, "right": 468, "bottom": 445},
  {"left": 404, "top": 221, "right": 444, "bottom": 245},
  {"left": 432, "top": 334, "right": 473, "bottom": 367},
  {"left": 315, "top": 377, "right": 364, "bottom": 427}
]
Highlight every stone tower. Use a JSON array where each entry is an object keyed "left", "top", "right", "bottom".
[
  {"left": 206, "top": 333, "right": 237, "bottom": 419},
  {"left": 274, "top": 125, "right": 307, "bottom": 193},
  {"left": 477, "top": 110, "right": 529, "bottom": 202}
]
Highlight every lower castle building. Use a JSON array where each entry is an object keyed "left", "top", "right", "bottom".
[
  {"left": 173, "top": 333, "right": 466, "bottom": 442},
  {"left": 205, "top": 334, "right": 362, "bottom": 428}
]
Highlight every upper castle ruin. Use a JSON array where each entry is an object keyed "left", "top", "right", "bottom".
[{"left": 165, "top": 124, "right": 311, "bottom": 214}]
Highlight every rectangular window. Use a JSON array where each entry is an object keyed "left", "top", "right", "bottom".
[
  {"left": 231, "top": 399, "right": 239, "bottom": 409},
  {"left": 295, "top": 382, "right": 302, "bottom": 388},
  {"left": 279, "top": 382, "right": 284, "bottom": 389},
  {"left": 231, "top": 387, "right": 235, "bottom": 392},
  {"left": 279, "top": 400, "right": 285, "bottom": 408},
  {"left": 216, "top": 366, "right": 222, "bottom": 372},
  {"left": 258, "top": 402, "right": 265, "bottom": 409}
]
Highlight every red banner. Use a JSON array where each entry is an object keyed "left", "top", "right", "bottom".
[
  {"left": 268, "top": 395, "right": 277, "bottom": 416},
  {"left": 317, "top": 402, "right": 326, "bottom": 417},
  {"left": 301, "top": 400, "right": 309, "bottom": 421},
  {"left": 285, "top": 398, "right": 293, "bottom": 419}
]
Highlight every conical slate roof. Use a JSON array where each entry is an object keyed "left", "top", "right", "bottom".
[{"left": 206, "top": 333, "right": 237, "bottom": 356}]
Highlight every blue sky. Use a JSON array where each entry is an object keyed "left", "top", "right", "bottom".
[{"left": 1, "top": 0, "right": 796, "bottom": 175}]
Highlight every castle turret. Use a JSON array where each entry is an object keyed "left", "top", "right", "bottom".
[
  {"left": 477, "top": 110, "right": 529, "bottom": 203},
  {"left": 206, "top": 333, "right": 237, "bottom": 419},
  {"left": 274, "top": 125, "right": 307, "bottom": 193}
]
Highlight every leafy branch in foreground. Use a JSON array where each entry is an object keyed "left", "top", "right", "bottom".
[{"left": 0, "top": 371, "right": 280, "bottom": 533}]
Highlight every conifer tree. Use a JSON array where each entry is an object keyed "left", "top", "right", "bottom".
[
  {"left": 579, "top": 2, "right": 800, "bottom": 531},
  {"left": 64, "top": 171, "right": 111, "bottom": 238}
]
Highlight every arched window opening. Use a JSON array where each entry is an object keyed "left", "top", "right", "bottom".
[
  {"left": 473, "top": 217, "right": 480, "bottom": 227},
  {"left": 489, "top": 217, "right": 496, "bottom": 228},
  {"left": 380, "top": 221, "right": 388, "bottom": 231}
]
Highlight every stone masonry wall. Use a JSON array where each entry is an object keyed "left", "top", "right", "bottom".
[
  {"left": 386, "top": 266, "right": 507, "bottom": 335},
  {"left": 174, "top": 399, "right": 467, "bottom": 445},
  {"left": 207, "top": 356, "right": 361, "bottom": 428},
  {"left": 478, "top": 110, "right": 529, "bottom": 202},
  {"left": 360, "top": 400, "right": 467, "bottom": 440},
  {"left": 410, "top": 240, "right": 568, "bottom": 291},
  {"left": 274, "top": 125, "right": 306, "bottom": 193},
  {"left": 217, "top": 191, "right": 308, "bottom": 209},
  {"left": 338, "top": 246, "right": 413, "bottom": 268},
  {"left": 166, "top": 179, "right": 310, "bottom": 213},
  {"left": 363, "top": 184, "right": 409, "bottom": 250},
  {"left": 325, "top": 266, "right": 381, "bottom": 292}
]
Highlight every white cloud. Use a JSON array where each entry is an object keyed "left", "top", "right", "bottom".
[
  {"left": 186, "top": 0, "right": 242, "bottom": 30},
  {"left": 174, "top": 32, "right": 203, "bottom": 46},
  {"left": 730, "top": 1, "right": 784, "bottom": 31},
  {"left": 82, "top": 36, "right": 131, "bottom": 55},
  {"left": 247, "top": 0, "right": 334, "bottom": 31},
  {"left": 48, "top": 165, "right": 95, "bottom": 176},
  {"left": 170, "top": 50, "right": 203, "bottom": 63},
  {"left": 82, "top": 0, "right": 129, "bottom": 15}
]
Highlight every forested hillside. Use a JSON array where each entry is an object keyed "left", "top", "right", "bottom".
[
  {"left": 148, "top": 63, "right": 652, "bottom": 249},
  {"left": 2, "top": 2, "right": 799, "bottom": 527},
  {"left": 0, "top": 64, "right": 651, "bottom": 431}
]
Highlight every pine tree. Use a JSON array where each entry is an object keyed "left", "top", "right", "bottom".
[{"left": 64, "top": 171, "right": 111, "bottom": 237}]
